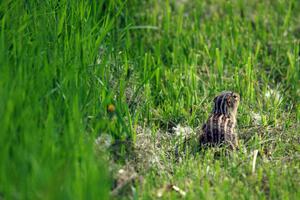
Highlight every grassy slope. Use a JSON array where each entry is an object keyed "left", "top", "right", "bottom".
[{"left": 0, "top": 0, "right": 299, "bottom": 199}]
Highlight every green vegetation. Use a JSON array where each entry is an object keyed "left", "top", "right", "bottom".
[{"left": 0, "top": 0, "right": 299, "bottom": 199}]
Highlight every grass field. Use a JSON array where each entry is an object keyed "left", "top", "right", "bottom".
[{"left": 0, "top": 0, "right": 300, "bottom": 199}]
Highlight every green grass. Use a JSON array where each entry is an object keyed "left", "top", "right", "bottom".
[{"left": 0, "top": 0, "right": 299, "bottom": 199}]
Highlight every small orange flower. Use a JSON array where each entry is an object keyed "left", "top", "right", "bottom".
[{"left": 107, "top": 104, "right": 116, "bottom": 113}]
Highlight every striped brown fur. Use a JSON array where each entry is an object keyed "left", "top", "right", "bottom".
[{"left": 200, "top": 91, "right": 240, "bottom": 149}]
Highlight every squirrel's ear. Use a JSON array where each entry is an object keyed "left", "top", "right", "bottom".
[{"left": 226, "top": 95, "right": 231, "bottom": 104}]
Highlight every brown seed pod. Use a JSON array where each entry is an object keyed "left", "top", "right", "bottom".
[{"left": 107, "top": 104, "right": 116, "bottom": 113}]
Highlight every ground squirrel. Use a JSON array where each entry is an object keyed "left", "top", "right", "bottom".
[{"left": 199, "top": 91, "right": 240, "bottom": 149}]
